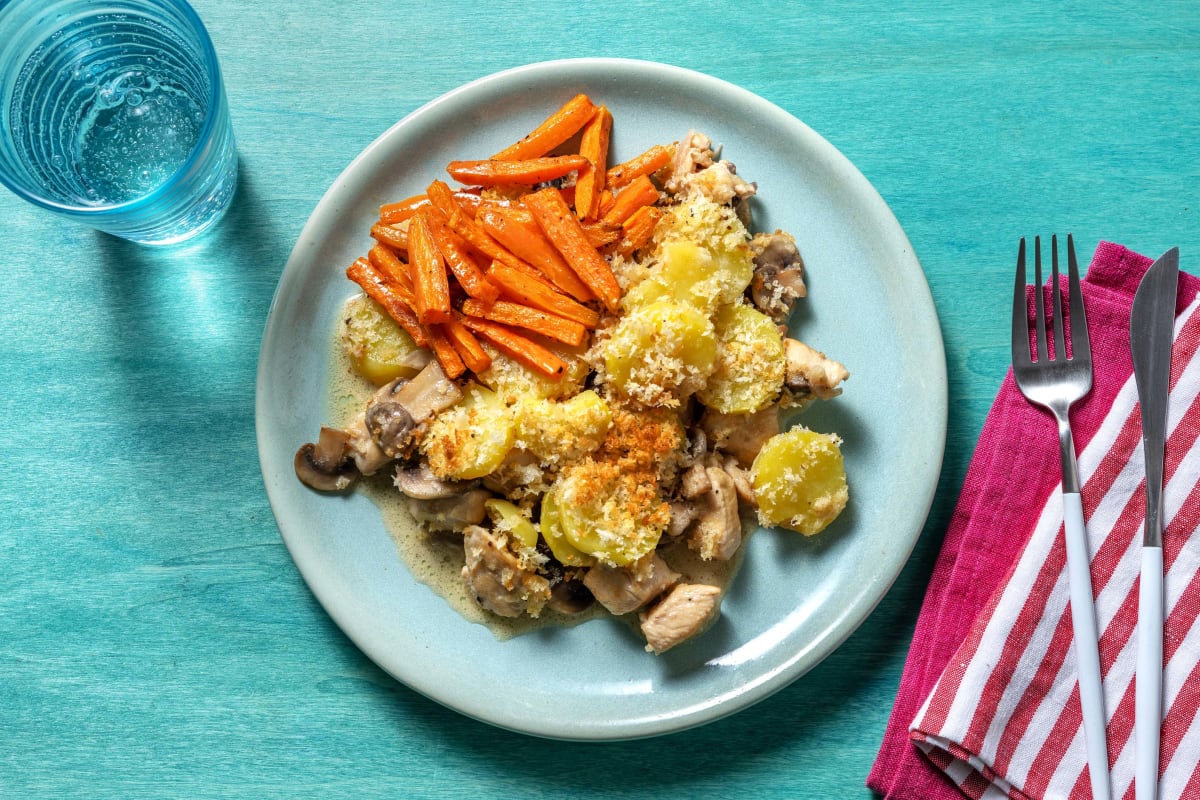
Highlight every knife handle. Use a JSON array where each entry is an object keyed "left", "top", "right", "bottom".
[
  {"left": 1136, "top": 545, "right": 1164, "bottom": 800},
  {"left": 1063, "top": 491, "right": 1112, "bottom": 800}
]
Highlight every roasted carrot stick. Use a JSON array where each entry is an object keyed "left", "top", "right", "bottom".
[
  {"left": 597, "top": 188, "right": 615, "bottom": 218},
  {"left": 368, "top": 244, "right": 415, "bottom": 297},
  {"left": 521, "top": 187, "right": 622, "bottom": 313},
  {"left": 476, "top": 207, "right": 595, "bottom": 302},
  {"left": 461, "top": 298, "right": 587, "bottom": 347},
  {"left": 581, "top": 222, "right": 622, "bottom": 251},
  {"left": 496, "top": 253, "right": 563, "bottom": 288},
  {"left": 491, "top": 93, "right": 597, "bottom": 160},
  {"left": 441, "top": 316, "right": 492, "bottom": 373},
  {"left": 379, "top": 194, "right": 430, "bottom": 225},
  {"left": 406, "top": 213, "right": 452, "bottom": 324},
  {"left": 437, "top": 197, "right": 536, "bottom": 279},
  {"left": 424, "top": 324, "right": 467, "bottom": 379},
  {"left": 423, "top": 180, "right": 484, "bottom": 219},
  {"left": 419, "top": 206, "right": 502, "bottom": 303},
  {"left": 559, "top": 183, "right": 576, "bottom": 210},
  {"left": 616, "top": 205, "right": 664, "bottom": 256},
  {"left": 345, "top": 257, "right": 429, "bottom": 348},
  {"left": 599, "top": 174, "right": 660, "bottom": 228},
  {"left": 370, "top": 221, "right": 409, "bottom": 252},
  {"left": 454, "top": 191, "right": 482, "bottom": 217},
  {"left": 459, "top": 315, "right": 566, "bottom": 380},
  {"left": 573, "top": 105, "right": 612, "bottom": 221},
  {"left": 606, "top": 143, "right": 673, "bottom": 190},
  {"left": 446, "top": 155, "right": 590, "bottom": 187},
  {"left": 476, "top": 199, "right": 531, "bottom": 222},
  {"left": 487, "top": 260, "right": 601, "bottom": 328}
]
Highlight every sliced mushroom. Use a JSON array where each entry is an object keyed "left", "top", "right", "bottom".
[
  {"left": 748, "top": 231, "right": 807, "bottom": 322},
  {"left": 397, "top": 358, "right": 463, "bottom": 418},
  {"left": 294, "top": 426, "right": 358, "bottom": 492},
  {"left": 547, "top": 579, "right": 596, "bottom": 615},
  {"left": 406, "top": 488, "right": 490, "bottom": 532},
  {"left": 365, "top": 360, "right": 463, "bottom": 457},
  {"left": 461, "top": 524, "right": 551, "bottom": 618},
  {"left": 344, "top": 411, "right": 391, "bottom": 475},
  {"left": 701, "top": 405, "right": 781, "bottom": 468},
  {"left": 394, "top": 461, "right": 473, "bottom": 500},
  {"left": 639, "top": 583, "right": 722, "bottom": 654},
  {"left": 782, "top": 338, "right": 849, "bottom": 406},
  {"left": 688, "top": 466, "right": 741, "bottom": 561},
  {"left": 583, "top": 552, "right": 680, "bottom": 616},
  {"left": 365, "top": 401, "right": 415, "bottom": 458}
]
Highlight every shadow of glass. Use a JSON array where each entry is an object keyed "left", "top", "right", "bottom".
[{"left": 88, "top": 162, "right": 293, "bottom": 484}]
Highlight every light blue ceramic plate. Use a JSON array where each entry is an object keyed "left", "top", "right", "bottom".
[{"left": 256, "top": 59, "right": 946, "bottom": 740}]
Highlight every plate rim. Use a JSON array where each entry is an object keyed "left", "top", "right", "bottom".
[{"left": 255, "top": 57, "right": 947, "bottom": 740}]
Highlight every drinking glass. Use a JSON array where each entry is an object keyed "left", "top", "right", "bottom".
[{"left": 0, "top": 0, "right": 238, "bottom": 245}]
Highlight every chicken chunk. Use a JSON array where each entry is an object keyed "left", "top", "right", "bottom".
[
  {"left": 664, "top": 131, "right": 716, "bottom": 194},
  {"left": 663, "top": 131, "right": 755, "bottom": 205},
  {"left": 461, "top": 525, "right": 550, "bottom": 618},
  {"left": 687, "top": 466, "right": 741, "bottom": 561},
  {"left": 782, "top": 338, "right": 849, "bottom": 407},
  {"left": 639, "top": 583, "right": 723, "bottom": 653},
  {"left": 701, "top": 405, "right": 781, "bottom": 468},
  {"left": 583, "top": 552, "right": 680, "bottom": 615}
]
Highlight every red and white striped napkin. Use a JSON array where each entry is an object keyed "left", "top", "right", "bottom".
[{"left": 907, "top": 245, "right": 1200, "bottom": 799}]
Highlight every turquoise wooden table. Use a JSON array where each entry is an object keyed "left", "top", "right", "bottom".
[{"left": 4, "top": 1, "right": 1198, "bottom": 797}]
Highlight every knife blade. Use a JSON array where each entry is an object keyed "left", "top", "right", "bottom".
[{"left": 1130, "top": 246, "right": 1179, "bottom": 800}]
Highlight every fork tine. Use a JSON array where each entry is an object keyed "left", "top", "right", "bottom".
[
  {"left": 1067, "top": 233, "right": 1090, "bottom": 364},
  {"left": 1012, "top": 238, "right": 1033, "bottom": 368},
  {"left": 1051, "top": 234, "right": 1067, "bottom": 362},
  {"left": 1034, "top": 236, "right": 1049, "bottom": 363}
]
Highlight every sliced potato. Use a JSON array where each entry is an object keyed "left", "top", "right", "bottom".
[
  {"left": 552, "top": 465, "right": 666, "bottom": 567},
  {"left": 422, "top": 384, "right": 515, "bottom": 480},
  {"left": 538, "top": 489, "right": 594, "bottom": 567},
  {"left": 751, "top": 427, "right": 848, "bottom": 535},
  {"left": 604, "top": 299, "right": 717, "bottom": 406},
  {"left": 339, "top": 293, "right": 424, "bottom": 386},
  {"left": 484, "top": 499, "right": 539, "bottom": 550},
  {"left": 698, "top": 302, "right": 786, "bottom": 413}
]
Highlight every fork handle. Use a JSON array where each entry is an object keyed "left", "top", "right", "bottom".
[
  {"left": 1136, "top": 545, "right": 1163, "bottom": 800},
  {"left": 1064, "top": 491, "right": 1112, "bottom": 800}
]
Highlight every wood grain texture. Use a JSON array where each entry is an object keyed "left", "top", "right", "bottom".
[{"left": 1, "top": 1, "right": 1198, "bottom": 797}]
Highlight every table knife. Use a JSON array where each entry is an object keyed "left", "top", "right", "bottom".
[{"left": 1130, "top": 246, "right": 1179, "bottom": 800}]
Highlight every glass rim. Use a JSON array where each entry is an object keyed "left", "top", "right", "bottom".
[{"left": 0, "top": 0, "right": 227, "bottom": 217}]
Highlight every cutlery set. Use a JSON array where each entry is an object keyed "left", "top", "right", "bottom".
[{"left": 1011, "top": 236, "right": 1179, "bottom": 800}]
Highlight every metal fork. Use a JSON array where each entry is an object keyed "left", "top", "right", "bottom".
[{"left": 1011, "top": 234, "right": 1110, "bottom": 800}]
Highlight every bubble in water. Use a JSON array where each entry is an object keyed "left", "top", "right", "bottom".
[{"left": 74, "top": 75, "right": 207, "bottom": 203}]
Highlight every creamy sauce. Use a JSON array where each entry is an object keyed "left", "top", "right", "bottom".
[{"left": 327, "top": 309, "right": 746, "bottom": 641}]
